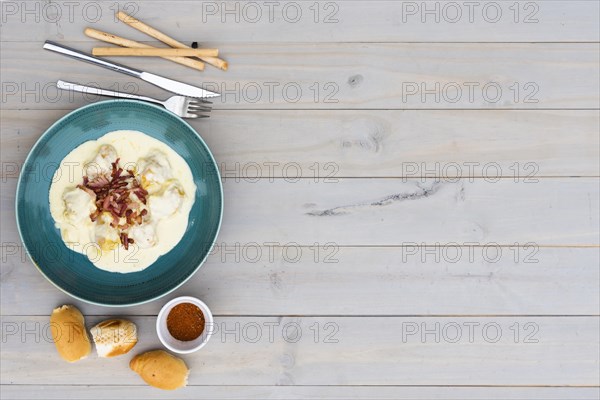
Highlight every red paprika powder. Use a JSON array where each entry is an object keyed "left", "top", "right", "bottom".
[{"left": 166, "top": 302, "right": 205, "bottom": 341}]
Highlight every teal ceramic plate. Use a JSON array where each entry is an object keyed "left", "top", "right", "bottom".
[{"left": 16, "top": 100, "right": 223, "bottom": 306}]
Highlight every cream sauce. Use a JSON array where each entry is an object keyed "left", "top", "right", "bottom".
[{"left": 49, "top": 130, "right": 196, "bottom": 273}]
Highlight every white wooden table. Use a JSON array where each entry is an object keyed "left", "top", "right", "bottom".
[{"left": 1, "top": 1, "right": 599, "bottom": 399}]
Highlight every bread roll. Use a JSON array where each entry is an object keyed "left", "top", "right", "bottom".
[
  {"left": 50, "top": 305, "right": 91, "bottom": 362},
  {"left": 130, "top": 350, "right": 189, "bottom": 390},
  {"left": 90, "top": 319, "right": 137, "bottom": 357}
]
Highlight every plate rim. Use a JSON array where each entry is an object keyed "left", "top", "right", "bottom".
[{"left": 15, "top": 99, "right": 224, "bottom": 307}]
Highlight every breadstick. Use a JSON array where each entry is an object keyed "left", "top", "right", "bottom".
[
  {"left": 84, "top": 28, "right": 205, "bottom": 71},
  {"left": 92, "top": 47, "right": 218, "bottom": 57},
  {"left": 116, "top": 11, "right": 228, "bottom": 70}
]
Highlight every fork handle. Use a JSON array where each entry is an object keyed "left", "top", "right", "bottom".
[{"left": 57, "top": 80, "right": 164, "bottom": 105}]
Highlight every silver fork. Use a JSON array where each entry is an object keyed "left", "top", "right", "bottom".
[{"left": 56, "top": 80, "right": 211, "bottom": 119}]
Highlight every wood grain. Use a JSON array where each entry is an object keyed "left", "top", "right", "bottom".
[
  {"left": 1, "top": 245, "right": 598, "bottom": 317},
  {"left": 1, "top": 316, "right": 598, "bottom": 386},
  {"left": 2, "top": 42, "right": 598, "bottom": 109},
  {"left": 2, "top": 385, "right": 599, "bottom": 400},
  {"left": 0, "top": 1, "right": 598, "bottom": 43},
  {"left": 2, "top": 110, "right": 599, "bottom": 178}
]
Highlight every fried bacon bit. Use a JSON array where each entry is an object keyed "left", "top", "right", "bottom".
[
  {"left": 120, "top": 234, "right": 134, "bottom": 250},
  {"left": 120, "top": 233, "right": 130, "bottom": 250},
  {"left": 132, "top": 186, "right": 148, "bottom": 204},
  {"left": 89, "top": 210, "right": 99, "bottom": 223},
  {"left": 80, "top": 158, "right": 148, "bottom": 249}
]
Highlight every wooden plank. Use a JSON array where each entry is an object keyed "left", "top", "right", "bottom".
[
  {"left": 2, "top": 42, "right": 598, "bottom": 110},
  {"left": 1, "top": 1, "right": 598, "bottom": 43},
  {"left": 220, "top": 178, "right": 599, "bottom": 246},
  {"left": 2, "top": 244, "right": 598, "bottom": 316},
  {"left": 1, "top": 316, "right": 598, "bottom": 385},
  {"left": 2, "top": 110, "right": 599, "bottom": 179},
  {"left": 2, "top": 385, "right": 599, "bottom": 400},
  {"left": 2, "top": 178, "right": 599, "bottom": 246}
]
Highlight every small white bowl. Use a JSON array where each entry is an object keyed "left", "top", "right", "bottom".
[{"left": 156, "top": 296, "right": 214, "bottom": 354}]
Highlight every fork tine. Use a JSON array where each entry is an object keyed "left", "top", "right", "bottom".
[
  {"left": 188, "top": 99, "right": 211, "bottom": 106},
  {"left": 184, "top": 111, "right": 210, "bottom": 119},
  {"left": 182, "top": 97, "right": 211, "bottom": 119},
  {"left": 188, "top": 105, "right": 212, "bottom": 111},
  {"left": 187, "top": 100, "right": 211, "bottom": 108}
]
